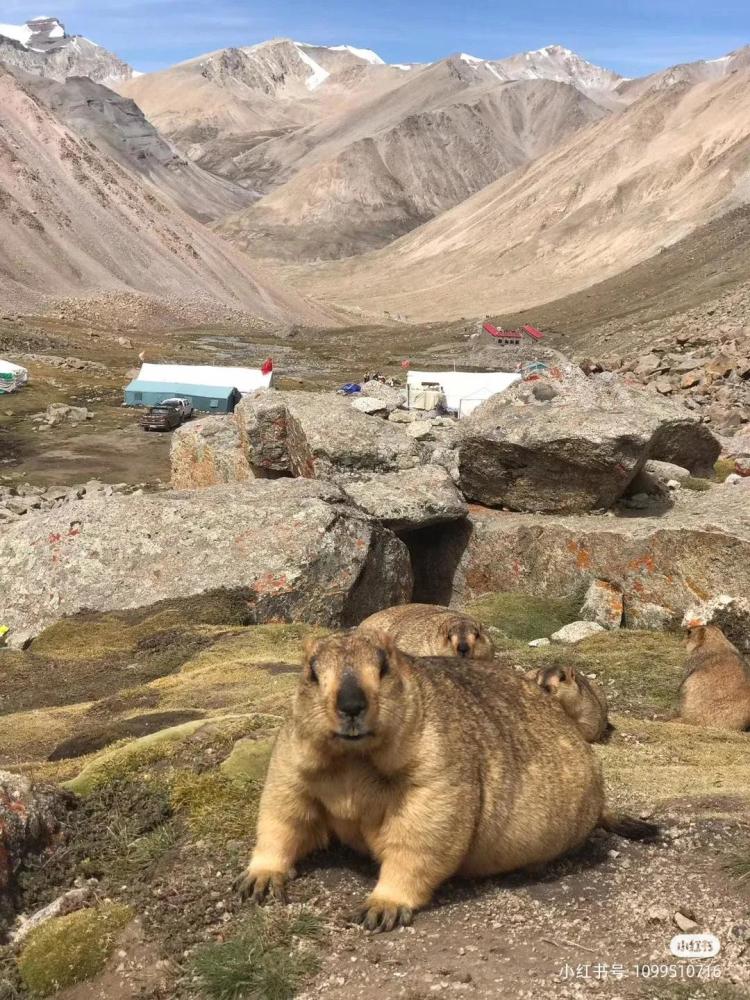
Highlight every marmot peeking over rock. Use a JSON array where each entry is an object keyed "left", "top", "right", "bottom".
[
  {"left": 679, "top": 624, "right": 750, "bottom": 731},
  {"left": 527, "top": 665, "right": 609, "bottom": 742},
  {"left": 358, "top": 603, "right": 494, "bottom": 659},
  {"left": 236, "top": 631, "right": 657, "bottom": 931}
]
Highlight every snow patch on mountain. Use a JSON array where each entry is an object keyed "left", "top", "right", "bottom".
[
  {"left": 329, "top": 44, "right": 384, "bottom": 65},
  {"left": 295, "top": 44, "right": 330, "bottom": 90},
  {"left": 0, "top": 21, "right": 34, "bottom": 46}
]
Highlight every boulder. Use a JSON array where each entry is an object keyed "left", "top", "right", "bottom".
[
  {"left": 341, "top": 465, "right": 468, "bottom": 532},
  {"left": 170, "top": 416, "right": 253, "bottom": 489},
  {"left": 458, "top": 402, "right": 653, "bottom": 514},
  {"left": 457, "top": 371, "right": 720, "bottom": 513},
  {"left": 1, "top": 771, "right": 71, "bottom": 917},
  {"left": 435, "top": 488, "right": 750, "bottom": 631},
  {"left": 359, "top": 380, "right": 406, "bottom": 412},
  {"left": 351, "top": 397, "right": 388, "bottom": 417},
  {"left": 39, "top": 403, "right": 92, "bottom": 427},
  {"left": 235, "top": 389, "right": 420, "bottom": 480},
  {"left": 551, "top": 621, "right": 606, "bottom": 644},
  {"left": 0, "top": 480, "right": 413, "bottom": 644},
  {"left": 580, "top": 579, "right": 623, "bottom": 629}
]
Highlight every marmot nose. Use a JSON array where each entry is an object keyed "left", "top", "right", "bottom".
[
  {"left": 457, "top": 641, "right": 470, "bottom": 656},
  {"left": 336, "top": 675, "right": 368, "bottom": 720}
]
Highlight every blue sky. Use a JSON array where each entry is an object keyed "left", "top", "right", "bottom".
[{"left": 3, "top": 0, "right": 749, "bottom": 75}]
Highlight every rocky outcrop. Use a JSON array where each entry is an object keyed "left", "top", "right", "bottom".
[
  {"left": 1, "top": 771, "right": 72, "bottom": 920},
  {"left": 235, "top": 389, "right": 421, "bottom": 479},
  {"left": 418, "top": 486, "right": 750, "bottom": 627},
  {"left": 580, "top": 579, "right": 623, "bottom": 629},
  {"left": 457, "top": 371, "right": 720, "bottom": 512},
  {"left": 0, "top": 480, "right": 412, "bottom": 644},
  {"left": 341, "top": 465, "right": 468, "bottom": 531},
  {"left": 171, "top": 416, "right": 253, "bottom": 490}
]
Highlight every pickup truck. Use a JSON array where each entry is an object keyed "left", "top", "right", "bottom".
[
  {"left": 159, "top": 397, "right": 194, "bottom": 420},
  {"left": 140, "top": 405, "right": 182, "bottom": 431}
]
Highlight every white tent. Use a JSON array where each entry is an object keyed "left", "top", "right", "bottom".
[
  {"left": 0, "top": 359, "right": 29, "bottom": 393},
  {"left": 407, "top": 370, "right": 520, "bottom": 417},
  {"left": 136, "top": 363, "right": 272, "bottom": 395}
]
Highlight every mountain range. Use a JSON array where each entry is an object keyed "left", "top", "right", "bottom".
[{"left": 1, "top": 16, "right": 750, "bottom": 330}]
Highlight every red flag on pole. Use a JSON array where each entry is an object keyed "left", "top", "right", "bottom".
[
  {"left": 401, "top": 359, "right": 411, "bottom": 369},
  {"left": 261, "top": 357, "right": 273, "bottom": 375}
]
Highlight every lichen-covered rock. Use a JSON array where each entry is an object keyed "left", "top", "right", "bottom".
[
  {"left": 170, "top": 415, "right": 253, "bottom": 489},
  {"left": 235, "top": 389, "right": 421, "bottom": 480},
  {"left": 0, "top": 771, "right": 71, "bottom": 919},
  {"left": 439, "top": 488, "right": 750, "bottom": 629},
  {"left": 341, "top": 465, "right": 468, "bottom": 531},
  {"left": 580, "top": 579, "right": 623, "bottom": 629},
  {"left": 0, "top": 479, "right": 412, "bottom": 644},
  {"left": 351, "top": 396, "right": 388, "bottom": 416}
]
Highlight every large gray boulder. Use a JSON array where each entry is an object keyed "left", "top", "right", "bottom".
[
  {"left": 459, "top": 402, "right": 653, "bottom": 513},
  {"left": 341, "top": 465, "right": 468, "bottom": 532},
  {"left": 457, "top": 371, "right": 720, "bottom": 513},
  {"left": 171, "top": 416, "right": 253, "bottom": 489},
  {"left": 0, "top": 480, "right": 412, "bottom": 644},
  {"left": 235, "top": 389, "right": 421, "bottom": 479}
]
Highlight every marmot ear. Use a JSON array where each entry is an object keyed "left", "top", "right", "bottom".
[{"left": 303, "top": 635, "right": 323, "bottom": 661}]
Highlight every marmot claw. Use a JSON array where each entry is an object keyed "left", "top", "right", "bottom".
[
  {"left": 234, "top": 870, "right": 288, "bottom": 905},
  {"left": 352, "top": 902, "right": 414, "bottom": 933}
]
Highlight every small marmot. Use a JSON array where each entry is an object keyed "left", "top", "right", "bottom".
[
  {"left": 527, "top": 665, "right": 610, "bottom": 742},
  {"left": 236, "top": 631, "right": 657, "bottom": 931},
  {"left": 679, "top": 624, "right": 750, "bottom": 731},
  {"left": 358, "top": 603, "right": 494, "bottom": 659}
]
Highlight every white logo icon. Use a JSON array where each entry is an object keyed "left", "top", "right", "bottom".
[{"left": 670, "top": 933, "right": 721, "bottom": 959}]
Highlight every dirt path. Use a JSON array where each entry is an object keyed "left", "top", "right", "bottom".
[{"left": 297, "top": 808, "right": 749, "bottom": 1000}]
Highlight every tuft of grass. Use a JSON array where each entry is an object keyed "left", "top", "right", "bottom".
[
  {"left": 722, "top": 843, "right": 750, "bottom": 884},
  {"left": 193, "top": 908, "right": 322, "bottom": 1000},
  {"left": 681, "top": 476, "right": 713, "bottom": 492},
  {"left": 17, "top": 903, "right": 133, "bottom": 997},
  {"left": 464, "top": 592, "right": 581, "bottom": 643},
  {"left": 713, "top": 458, "right": 736, "bottom": 483},
  {"left": 170, "top": 768, "right": 263, "bottom": 843}
]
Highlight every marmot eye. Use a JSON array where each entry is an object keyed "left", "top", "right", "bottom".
[
  {"left": 378, "top": 650, "right": 389, "bottom": 678},
  {"left": 309, "top": 657, "right": 319, "bottom": 684}
]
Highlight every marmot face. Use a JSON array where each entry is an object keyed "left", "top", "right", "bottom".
[
  {"left": 296, "top": 631, "right": 409, "bottom": 750},
  {"left": 685, "top": 623, "right": 728, "bottom": 654},
  {"left": 530, "top": 665, "right": 581, "bottom": 711},
  {"left": 440, "top": 618, "right": 493, "bottom": 659}
]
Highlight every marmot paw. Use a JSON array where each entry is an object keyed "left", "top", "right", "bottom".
[
  {"left": 234, "top": 869, "right": 289, "bottom": 905},
  {"left": 352, "top": 901, "right": 414, "bottom": 933}
]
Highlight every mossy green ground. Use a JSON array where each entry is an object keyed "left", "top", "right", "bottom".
[
  {"left": 1, "top": 594, "right": 749, "bottom": 998},
  {"left": 17, "top": 904, "right": 132, "bottom": 997}
]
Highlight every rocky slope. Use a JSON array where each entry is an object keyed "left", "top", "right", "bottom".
[
  {"left": 0, "top": 66, "right": 330, "bottom": 323},
  {"left": 13, "top": 70, "right": 257, "bottom": 222},
  {"left": 218, "top": 71, "right": 608, "bottom": 259},
  {"left": 289, "top": 66, "right": 750, "bottom": 320},
  {"left": 0, "top": 15, "right": 135, "bottom": 84}
]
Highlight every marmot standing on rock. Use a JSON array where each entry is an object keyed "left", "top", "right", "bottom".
[
  {"left": 358, "top": 604, "right": 494, "bottom": 659},
  {"left": 527, "top": 665, "right": 610, "bottom": 742},
  {"left": 679, "top": 624, "right": 750, "bottom": 731},
  {"left": 236, "top": 631, "right": 657, "bottom": 931}
]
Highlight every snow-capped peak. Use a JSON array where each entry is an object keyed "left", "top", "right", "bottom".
[
  {"left": 294, "top": 43, "right": 330, "bottom": 90},
  {"left": 494, "top": 43, "right": 622, "bottom": 91},
  {"left": 0, "top": 15, "right": 66, "bottom": 48},
  {"left": 328, "top": 44, "right": 384, "bottom": 65},
  {"left": 459, "top": 53, "right": 482, "bottom": 64}
]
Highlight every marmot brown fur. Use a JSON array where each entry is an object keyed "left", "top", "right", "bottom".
[
  {"left": 236, "top": 631, "right": 657, "bottom": 931},
  {"left": 679, "top": 624, "right": 750, "bottom": 731},
  {"left": 358, "top": 603, "right": 494, "bottom": 659},
  {"left": 527, "top": 665, "right": 609, "bottom": 742}
]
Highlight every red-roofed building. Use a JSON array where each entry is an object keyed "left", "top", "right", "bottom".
[
  {"left": 483, "top": 322, "right": 523, "bottom": 346},
  {"left": 523, "top": 324, "right": 544, "bottom": 341}
]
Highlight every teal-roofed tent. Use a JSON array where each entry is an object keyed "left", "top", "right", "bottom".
[{"left": 123, "top": 380, "right": 240, "bottom": 413}]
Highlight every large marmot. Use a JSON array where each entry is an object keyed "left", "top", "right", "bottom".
[
  {"left": 527, "top": 665, "right": 610, "bottom": 742},
  {"left": 358, "top": 603, "right": 494, "bottom": 659},
  {"left": 236, "top": 631, "right": 656, "bottom": 931},
  {"left": 679, "top": 624, "right": 750, "bottom": 731}
]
